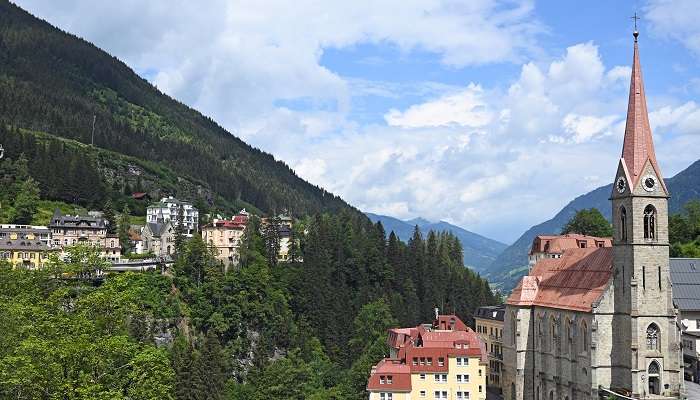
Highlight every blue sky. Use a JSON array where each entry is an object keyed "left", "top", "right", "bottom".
[{"left": 15, "top": 0, "right": 700, "bottom": 243}]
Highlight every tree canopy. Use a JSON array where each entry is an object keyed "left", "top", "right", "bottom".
[{"left": 561, "top": 208, "right": 613, "bottom": 237}]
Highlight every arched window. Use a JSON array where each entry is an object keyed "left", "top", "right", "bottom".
[
  {"left": 644, "top": 205, "right": 656, "bottom": 240},
  {"left": 566, "top": 319, "right": 573, "bottom": 355},
  {"left": 511, "top": 383, "right": 516, "bottom": 400},
  {"left": 549, "top": 391, "right": 554, "bottom": 400},
  {"left": 511, "top": 313, "right": 517, "bottom": 345},
  {"left": 620, "top": 206, "right": 627, "bottom": 241},
  {"left": 648, "top": 360, "right": 660, "bottom": 374},
  {"left": 580, "top": 322, "right": 588, "bottom": 352},
  {"left": 550, "top": 316, "right": 558, "bottom": 353},
  {"left": 646, "top": 323, "right": 659, "bottom": 350}
]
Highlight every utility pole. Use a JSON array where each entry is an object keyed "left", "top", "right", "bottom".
[{"left": 90, "top": 114, "right": 96, "bottom": 146}]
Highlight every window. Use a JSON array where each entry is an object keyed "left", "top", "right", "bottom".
[
  {"left": 479, "top": 385, "right": 483, "bottom": 393},
  {"left": 511, "top": 313, "right": 517, "bottom": 345},
  {"left": 420, "top": 373, "right": 426, "bottom": 380},
  {"left": 648, "top": 360, "right": 660, "bottom": 375},
  {"left": 581, "top": 322, "right": 588, "bottom": 352},
  {"left": 456, "top": 374, "right": 469, "bottom": 383},
  {"left": 433, "top": 391, "right": 448, "bottom": 399},
  {"left": 379, "top": 393, "right": 393, "bottom": 400},
  {"left": 427, "top": 357, "right": 432, "bottom": 366},
  {"left": 456, "top": 357, "right": 468, "bottom": 366},
  {"left": 420, "top": 390, "right": 427, "bottom": 398},
  {"left": 479, "top": 369, "right": 482, "bottom": 377},
  {"left": 433, "top": 374, "right": 447, "bottom": 383},
  {"left": 646, "top": 323, "right": 659, "bottom": 350},
  {"left": 380, "top": 376, "right": 385, "bottom": 384},
  {"left": 644, "top": 205, "right": 656, "bottom": 240},
  {"left": 413, "top": 357, "right": 418, "bottom": 366},
  {"left": 456, "top": 391, "right": 470, "bottom": 399},
  {"left": 620, "top": 206, "right": 627, "bottom": 241},
  {"left": 438, "top": 357, "right": 444, "bottom": 366},
  {"left": 387, "top": 376, "right": 392, "bottom": 384}
]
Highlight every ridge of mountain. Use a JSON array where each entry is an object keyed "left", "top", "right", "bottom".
[
  {"left": 489, "top": 159, "right": 700, "bottom": 291},
  {"left": 365, "top": 212, "right": 508, "bottom": 272},
  {"left": 0, "top": 1, "right": 357, "bottom": 217}
]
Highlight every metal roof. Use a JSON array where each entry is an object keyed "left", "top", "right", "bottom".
[{"left": 670, "top": 258, "right": 700, "bottom": 311}]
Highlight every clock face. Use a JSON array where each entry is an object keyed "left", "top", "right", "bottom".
[
  {"left": 643, "top": 175, "right": 656, "bottom": 192},
  {"left": 616, "top": 177, "right": 626, "bottom": 193}
]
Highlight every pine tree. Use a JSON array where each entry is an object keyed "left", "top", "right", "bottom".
[
  {"left": 11, "top": 178, "right": 39, "bottom": 224},
  {"left": 174, "top": 205, "right": 186, "bottom": 255},
  {"left": 118, "top": 205, "right": 132, "bottom": 254},
  {"left": 103, "top": 199, "right": 117, "bottom": 234}
]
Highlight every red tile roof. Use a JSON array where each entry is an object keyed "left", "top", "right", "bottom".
[
  {"left": 366, "top": 359, "right": 412, "bottom": 391},
  {"left": 530, "top": 234, "right": 612, "bottom": 255},
  {"left": 508, "top": 247, "right": 613, "bottom": 312}
]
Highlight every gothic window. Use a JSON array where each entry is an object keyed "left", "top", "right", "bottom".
[
  {"left": 644, "top": 205, "right": 656, "bottom": 240},
  {"left": 567, "top": 319, "right": 574, "bottom": 355},
  {"left": 550, "top": 316, "right": 558, "bottom": 353},
  {"left": 648, "top": 360, "right": 660, "bottom": 374},
  {"left": 646, "top": 324, "right": 659, "bottom": 350},
  {"left": 511, "top": 313, "right": 517, "bottom": 345},
  {"left": 620, "top": 206, "right": 627, "bottom": 241},
  {"left": 580, "top": 322, "right": 588, "bottom": 353}
]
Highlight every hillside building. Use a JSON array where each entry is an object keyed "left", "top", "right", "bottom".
[
  {"left": 146, "top": 196, "right": 198, "bottom": 236},
  {"left": 367, "top": 314, "right": 488, "bottom": 400},
  {"left": 503, "top": 32, "right": 684, "bottom": 399},
  {"left": 141, "top": 220, "right": 176, "bottom": 258},
  {"left": 0, "top": 225, "right": 58, "bottom": 269},
  {"left": 474, "top": 305, "right": 505, "bottom": 392},
  {"left": 202, "top": 211, "right": 250, "bottom": 268},
  {"left": 49, "top": 209, "right": 121, "bottom": 261}
]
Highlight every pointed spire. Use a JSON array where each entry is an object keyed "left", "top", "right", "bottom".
[{"left": 621, "top": 30, "right": 663, "bottom": 186}]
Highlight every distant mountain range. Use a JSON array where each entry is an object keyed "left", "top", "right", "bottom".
[
  {"left": 488, "top": 159, "right": 700, "bottom": 291},
  {"left": 365, "top": 213, "right": 508, "bottom": 272}
]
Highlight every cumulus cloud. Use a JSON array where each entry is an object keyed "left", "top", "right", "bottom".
[{"left": 384, "top": 84, "right": 494, "bottom": 128}]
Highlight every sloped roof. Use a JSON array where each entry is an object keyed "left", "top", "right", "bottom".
[
  {"left": 475, "top": 304, "right": 506, "bottom": 321},
  {"left": 670, "top": 258, "right": 700, "bottom": 311},
  {"left": 508, "top": 247, "right": 613, "bottom": 312},
  {"left": 530, "top": 234, "right": 612, "bottom": 255},
  {"left": 366, "top": 359, "right": 412, "bottom": 392}
]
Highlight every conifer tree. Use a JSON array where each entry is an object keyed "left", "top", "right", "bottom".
[
  {"left": 103, "top": 199, "right": 117, "bottom": 234},
  {"left": 174, "top": 205, "right": 186, "bottom": 255},
  {"left": 118, "top": 205, "right": 132, "bottom": 253}
]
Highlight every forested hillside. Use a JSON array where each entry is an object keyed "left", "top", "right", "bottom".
[
  {"left": 0, "top": 212, "right": 498, "bottom": 399},
  {"left": 0, "top": 1, "right": 352, "bottom": 216},
  {"left": 489, "top": 159, "right": 700, "bottom": 291}
]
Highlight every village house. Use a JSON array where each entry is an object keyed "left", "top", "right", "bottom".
[
  {"left": 49, "top": 209, "right": 121, "bottom": 261},
  {"left": 0, "top": 225, "right": 58, "bottom": 269},
  {"left": 146, "top": 196, "right": 198, "bottom": 236},
  {"left": 474, "top": 304, "right": 505, "bottom": 393},
  {"left": 528, "top": 234, "right": 612, "bottom": 273},
  {"left": 140, "top": 220, "right": 176, "bottom": 258},
  {"left": 202, "top": 211, "right": 249, "bottom": 268},
  {"left": 367, "top": 314, "right": 488, "bottom": 400}
]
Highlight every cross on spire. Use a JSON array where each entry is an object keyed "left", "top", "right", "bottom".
[{"left": 631, "top": 12, "right": 640, "bottom": 41}]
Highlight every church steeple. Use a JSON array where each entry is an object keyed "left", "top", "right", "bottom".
[{"left": 620, "top": 31, "right": 665, "bottom": 191}]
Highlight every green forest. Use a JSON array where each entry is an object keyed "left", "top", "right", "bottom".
[{"left": 0, "top": 206, "right": 497, "bottom": 399}]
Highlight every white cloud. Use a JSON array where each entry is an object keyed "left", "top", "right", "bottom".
[
  {"left": 646, "top": 0, "right": 700, "bottom": 56},
  {"left": 559, "top": 114, "right": 618, "bottom": 144},
  {"left": 384, "top": 84, "right": 494, "bottom": 128}
]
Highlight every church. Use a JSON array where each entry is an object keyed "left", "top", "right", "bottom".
[{"left": 502, "top": 31, "right": 684, "bottom": 400}]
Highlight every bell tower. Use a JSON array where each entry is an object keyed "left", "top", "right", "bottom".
[{"left": 610, "top": 29, "right": 681, "bottom": 397}]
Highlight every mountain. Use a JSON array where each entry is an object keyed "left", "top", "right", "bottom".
[
  {"left": 366, "top": 212, "right": 508, "bottom": 272},
  {"left": 489, "top": 159, "right": 700, "bottom": 291},
  {"left": 0, "top": 1, "right": 356, "bottom": 217}
]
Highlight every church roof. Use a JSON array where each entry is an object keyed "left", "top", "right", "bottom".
[
  {"left": 508, "top": 247, "right": 613, "bottom": 312},
  {"left": 621, "top": 33, "right": 666, "bottom": 191},
  {"left": 530, "top": 234, "right": 612, "bottom": 255}
]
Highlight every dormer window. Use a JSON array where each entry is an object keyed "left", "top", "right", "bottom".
[
  {"left": 387, "top": 376, "right": 393, "bottom": 384},
  {"left": 438, "top": 357, "right": 445, "bottom": 366}
]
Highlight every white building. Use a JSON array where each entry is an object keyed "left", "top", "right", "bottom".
[{"left": 146, "top": 197, "right": 198, "bottom": 236}]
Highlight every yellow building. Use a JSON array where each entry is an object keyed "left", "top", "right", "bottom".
[
  {"left": 202, "top": 212, "right": 249, "bottom": 268},
  {"left": 368, "top": 315, "right": 488, "bottom": 400},
  {"left": 474, "top": 305, "right": 505, "bottom": 392},
  {"left": 0, "top": 228, "right": 57, "bottom": 269}
]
